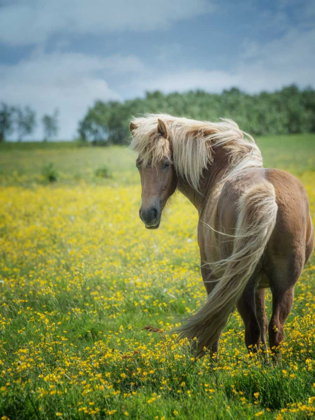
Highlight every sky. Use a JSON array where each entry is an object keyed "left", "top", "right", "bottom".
[{"left": 0, "top": 0, "right": 315, "bottom": 140}]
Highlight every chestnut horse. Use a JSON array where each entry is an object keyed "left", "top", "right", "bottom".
[{"left": 130, "top": 114, "right": 314, "bottom": 357}]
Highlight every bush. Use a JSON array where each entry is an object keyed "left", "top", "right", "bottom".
[
  {"left": 41, "top": 162, "right": 58, "bottom": 183},
  {"left": 95, "top": 165, "right": 112, "bottom": 179}
]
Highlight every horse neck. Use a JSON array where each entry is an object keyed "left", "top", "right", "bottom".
[{"left": 177, "top": 147, "right": 230, "bottom": 214}]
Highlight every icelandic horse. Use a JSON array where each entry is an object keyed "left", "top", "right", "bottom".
[{"left": 130, "top": 114, "right": 314, "bottom": 358}]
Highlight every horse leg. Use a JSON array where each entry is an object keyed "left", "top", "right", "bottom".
[
  {"left": 237, "top": 276, "right": 261, "bottom": 352},
  {"left": 201, "top": 265, "right": 220, "bottom": 360},
  {"left": 255, "top": 288, "right": 268, "bottom": 352},
  {"left": 266, "top": 255, "right": 303, "bottom": 356},
  {"left": 269, "top": 286, "right": 294, "bottom": 354}
]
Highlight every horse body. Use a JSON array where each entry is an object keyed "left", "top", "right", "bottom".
[
  {"left": 130, "top": 114, "right": 314, "bottom": 357},
  {"left": 195, "top": 166, "right": 313, "bottom": 355}
]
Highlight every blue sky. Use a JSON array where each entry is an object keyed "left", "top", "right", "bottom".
[{"left": 0, "top": 0, "right": 314, "bottom": 139}]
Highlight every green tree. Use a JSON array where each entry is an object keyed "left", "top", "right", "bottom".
[
  {"left": 15, "top": 105, "right": 36, "bottom": 141},
  {"left": 77, "top": 86, "right": 315, "bottom": 145},
  {"left": 78, "top": 101, "right": 111, "bottom": 144},
  {"left": 0, "top": 102, "right": 15, "bottom": 143},
  {"left": 42, "top": 109, "right": 59, "bottom": 141}
]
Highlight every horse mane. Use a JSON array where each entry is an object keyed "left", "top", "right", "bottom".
[{"left": 130, "top": 114, "right": 263, "bottom": 190}]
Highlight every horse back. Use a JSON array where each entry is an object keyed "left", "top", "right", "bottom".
[{"left": 199, "top": 167, "right": 313, "bottom": 270}]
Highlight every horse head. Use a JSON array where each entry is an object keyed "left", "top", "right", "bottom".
[{"left": 130, "top": 119, "right": 177, "bottom": 229}]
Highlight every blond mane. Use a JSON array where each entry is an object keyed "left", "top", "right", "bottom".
[{"left": 130, "top": 114, "right": 263, "bottom": 190}]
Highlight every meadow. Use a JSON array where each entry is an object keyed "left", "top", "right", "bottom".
[{"left": 0, "top": 134, "right": 315, "bottom": 419}]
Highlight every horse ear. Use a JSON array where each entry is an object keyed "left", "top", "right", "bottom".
[
  {"left": 129, "top": 122, "right": 137, "bottom": 134},
  {"left": 157, "top": 119, "right": 169, "bottom": 138}
]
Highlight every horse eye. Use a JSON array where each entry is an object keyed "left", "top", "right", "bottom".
[{"left": 163, "top": 162, "right": 170, "bottom": 170}]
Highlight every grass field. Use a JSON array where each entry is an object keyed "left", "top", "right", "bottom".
[{"left": 0, "top": 135, "right": 315, "bottom": 419}]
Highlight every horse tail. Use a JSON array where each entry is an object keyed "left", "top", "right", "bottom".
[{"left": 177, "top": 180, "right": 278, "bottom": 357}]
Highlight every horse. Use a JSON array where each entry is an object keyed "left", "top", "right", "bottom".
[{"left": 129, "top": 114, "right": 314, "bottom": 358}]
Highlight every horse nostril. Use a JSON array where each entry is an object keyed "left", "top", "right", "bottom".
[
  {"left": 151, "top": 207, "right": 157, "bottom": 219},
  {"left": 140, "top": 205, "right": 160, "bottom": 225}
]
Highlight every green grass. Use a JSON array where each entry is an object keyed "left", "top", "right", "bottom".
[
  {"left": 256, "top": 134, "right": 315, "bottom": 173},
  {"left": 0, "top": 134, "right": 314, "bottom": 420},
  {"left": 1, "top": 134, "right": 315, "bottom": 187},
  {"left": 0, "top": 143, "right": 136, "bottom": 186}
]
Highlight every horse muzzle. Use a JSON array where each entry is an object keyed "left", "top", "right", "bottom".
[{"left": 139, "top": 204, "right": 161, "bottom": 229}]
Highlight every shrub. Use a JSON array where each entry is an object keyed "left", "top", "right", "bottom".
[
  {"left": 95, "top": 165, "right": 112, "bottom": 179},
  {"left": 41, "top": 162, "right": 58, "bottom": 183}
]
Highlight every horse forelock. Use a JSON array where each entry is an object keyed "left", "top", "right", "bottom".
[
  {"left": 130, "top": 114, "right": 263, "bottom": 189},
  {"left": 130, "top": 115, "right": 172, "bottom": 167}
]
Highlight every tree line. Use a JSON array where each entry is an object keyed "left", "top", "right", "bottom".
[
  {"left": 2, "top": 85, "right": 314, "bottom": 143},
  {"left": 78, "top": 85, "right": 315, "bottom": 145},
  {"left": 0, "top": 103, "right": 59, "bottom": 142}
]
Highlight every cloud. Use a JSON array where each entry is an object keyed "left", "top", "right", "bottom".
[
  {"left": 1, "top": 0, "right": 314, "bottom": 140},
  {"left": 129, "top": 25, "right": 315, "bottom": 95},
  {"left": 237, "top": 27, "right": 315, "bottom": 91},
  {"left": 129, "top": 69, "right": 240, "bottom": 95},
  {"left": 278, "top": 0, "right": 315, "bottom": 28},
  {"left": 0, "top": 0, "right": 214, "bottom": 46},
  {"left": 2, "top": 23, "right": 314, "bottom": 140},
  {"left": 0, "top": 51, "right": 144, "bottom": 139}
]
